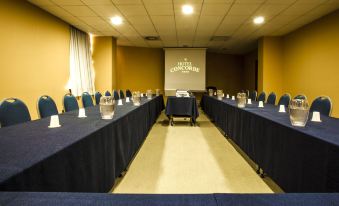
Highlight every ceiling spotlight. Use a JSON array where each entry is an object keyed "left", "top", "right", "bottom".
[
  {"left": 110, "top": 16, "right": 123, "bottom": 25},
  {"left": 253, "top": 16, "right": 265, "bottom": 25},
  {"left": 182, "top": 5, "right": 193, "bottom": 15}
]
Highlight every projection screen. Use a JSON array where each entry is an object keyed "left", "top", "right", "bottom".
[{"left": 164, "top": 48, "right": 206, "bottom": 96}]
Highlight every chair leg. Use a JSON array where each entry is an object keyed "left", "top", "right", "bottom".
[{"left": 256, "top": 166, "right": 261, "bottom": 174}]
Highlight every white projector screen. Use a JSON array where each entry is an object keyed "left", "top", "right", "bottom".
[{"left": 164, "top": 48, "right": 206, "bottom": 96}]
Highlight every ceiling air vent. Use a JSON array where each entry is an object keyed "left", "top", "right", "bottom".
[
  {"left": 210, "top": 36, "right": 231, "bottom": 41},
  {"left": 144, "top": 36, "right": 161, "bottom": 41}
]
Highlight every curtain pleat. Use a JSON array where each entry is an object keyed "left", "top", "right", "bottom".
[{"left": 69, "top": 27, "right": 95, "bottom": 96}]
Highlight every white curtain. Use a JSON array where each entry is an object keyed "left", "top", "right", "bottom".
[{"left": 69, "top": 27, "right": 95, "bottom": 96}]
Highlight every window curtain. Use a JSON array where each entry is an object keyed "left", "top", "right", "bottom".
[{"left": 69, "top": 27, "right": 95, "bottom": 96}]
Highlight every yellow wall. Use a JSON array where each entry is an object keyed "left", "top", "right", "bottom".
[
  {"left": 116, "top": 46, "right": 164, "bottom": 93},
  {"left": 0, "top": 0, "right": 70, "bottom": 120},
  {"left": 258, "top": 37, "right": 284, "bottom": 99},
  {"left": 258, "top": 10, "right": 339, "bottom": 116},
  {"left": 282, "top": 10, "right": 339, "bottom": 117},
  {"left": 92, "top": 36, "right": 117, "bottom": 94},
  {"left": 206, "top": 52, "right": 244, "bottom": 96}
]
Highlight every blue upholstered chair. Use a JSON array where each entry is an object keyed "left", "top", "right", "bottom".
[
  {"left": 63, "top": 93, "right": 79, "bottom": 112},
  {"left": 294, "top": 94, "right": 307, "bottom": 100},
  {"left": 126, "top": 89, "right": 132, "bottom": 98},
  {"left": 37, "top": 95, "right": 58, "bottom": 118},
  {"left": 105, "top": 91, "right": 111, "bottom": 96},
  {"left": 310, "top": 96, "right": 332, "bottom": 116},
  {"left": 249, "top": 90, "right": 257, "bottom": 101},
  {"left": 277, "top": 93, "right": 291, "bottom": 107},
  {"left": 0, "top": 98, "right": 31, "bottom": 127},
  {"left": 82, "top": 92, "right": 94, "bottom": 108},
  {"left": 113, "top": 90, "right": 120, "bottom": 100},
  {"left": 257, "top": 92, "right": 266, "bottom": 102},
  {"left": 119, "top": 90, "right": 125, "bottom": 99},
  {"left": 266, "top": 92, "right": 276, "bottom": 105},
  {"left": 95, "top": 92, "right": 102, "bottom": 105}
]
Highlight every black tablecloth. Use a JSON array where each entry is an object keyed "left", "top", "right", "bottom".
[
  {"left": 165, "top": 96, "right": 199, "bottom": 123},
  {"left": 201, "top": 95, "right": 339, "bottom": 192},
  {"left": 0, "top": 192, "right": 339, "bottom": 206},
  {"left": 0, "top": 96, "right": 164, "bottom": 192}
]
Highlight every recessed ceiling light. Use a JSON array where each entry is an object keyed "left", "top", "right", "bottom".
[
  {"left": 182, "top": 5, "right": 193, "bottom": 15},
  {"left": 253, "top": 16, "right": 265, "bottom": 25},
  {"left": 110, "top": 16, "right": 123, "bottom": 25}
]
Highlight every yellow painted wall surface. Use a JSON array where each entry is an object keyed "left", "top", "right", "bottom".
[
  {"left": 282, "top": 10, "right": 339, "bottom": 117},
  {"left": 206, "top": 52, "right": 244, "bottom": 96},
  {"left": 116, "top": 46, "right": 164, "bottom": 93},
  {"left": 92, "top": 36, "right": 117, "bottom": 94},
  {"left": 0, "top": 0, "right": 70, "bottom": 120},
  {"left": 261, "top": 37, "right": 284, "bottom": 100}
]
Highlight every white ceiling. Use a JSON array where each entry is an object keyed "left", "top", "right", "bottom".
[{"left": 28, "top": 0, "right": 339, "bottom": 54}]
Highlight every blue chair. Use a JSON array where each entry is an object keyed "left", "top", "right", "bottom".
[
  {"left": 126, "top": 89, "right": 132, "bottom": 98},
  {"left": 257, "top": 92, "right": 266, "bottom": 102},
  {"left": 113, "top": 90, "right": 120, "bottom": 100},
  {"left": 37, "top": 95, "right": 58, "bottom": 118},
  {"left": 0, "top": 98, "right": 31, "bottom": 127},
  {"left": 82, "top": 92, "right": 94, "bottom": 108},
  {"left": 63, "top": 93, "right": 79, "bottom": 112},
  {"left": 277, "top": 93, "right": 291, "bottom": 107},
  {"left": 95, "top": 92, "right": 102, "bottom": 105},
  {"left": 105, "top": 91, "right": 111, "bottom": 96},
  {"left": 294, "top": 94, "right": 307, "bottom": 100},
  {"left": 119, "top": 90, "right": 125, "bottom": 99},
  {"left": 266, "top": 92, "right": 276, "bottom": 105},
  {"left": 249, "top": 90, "right": 257, "bottom": 101},
  {"left": 310, "top": 96, "right": 332, "bottom": 116}
]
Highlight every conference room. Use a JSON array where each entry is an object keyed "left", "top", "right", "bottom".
[{"left": 0, "top": 0, "right": 339, "bottom": 205}]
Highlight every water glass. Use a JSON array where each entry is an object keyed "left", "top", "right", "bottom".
[
  {"left": 289, "top": 99, "right": 309, "bottom": 127},
  {"left": 100, "top": 96, "right": 115, "bottom": 120}
]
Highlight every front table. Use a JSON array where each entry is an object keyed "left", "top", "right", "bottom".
[
  {"left": 165, "top": 96, "right": 199, "bottom": 126},
  {"left": 0, "top": 95, "right": 164, "bottom": 192}
]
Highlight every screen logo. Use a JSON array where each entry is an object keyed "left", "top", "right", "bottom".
[{"left": 169, "top": 58, "right": 200, "bottom": 73}]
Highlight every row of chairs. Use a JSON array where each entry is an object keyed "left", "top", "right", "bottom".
[
  {"left": 0, "top": 90, "right": 133, "bottom": 128},
  {"left": 247, "top": 91, "right": 332, "bottom": 116}
]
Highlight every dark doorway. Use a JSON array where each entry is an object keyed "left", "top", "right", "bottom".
[{"left": 255, "top": 60, "right": 258, "bottom": 91}]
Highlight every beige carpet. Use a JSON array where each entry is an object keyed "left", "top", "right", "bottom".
[{"left": 112, "top": 111, "right": 274, "bottom": 194}]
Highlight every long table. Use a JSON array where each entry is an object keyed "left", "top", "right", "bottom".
[
  {"left": 201, "top": 95, "right": 339, "bottom": 192},
  {"left": 0, "top": 192, "right": 339, "bottom": 206},
  {"left": 0, "top": 95, "right": 164, "bottom": 192}
]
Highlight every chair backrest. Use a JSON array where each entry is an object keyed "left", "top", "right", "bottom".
[
  {"left": 105, "top": 91, "right": 111, "bottom": 96},
  {"left": 37, "top": 95, "right": 58, "bottom": 118},
  {"left": 119, "top": 90, "right": 125, "bottom": 99},
  {"left": 206, "top": 86, "right": 217, "bottom": 92},
  {"left": 95, "top": 92, "right": 102, "bottom": 105},
  {"left": 310, "top": 96, "right": 332, "bottom": 116},
  {"left": 113, "top": 90, "right": 120, "bottom": 100},
  {"left": 126, "top": 89, "right": 132, "bottom": 98},
  {"left": 82, "top": 92, "right": 94, "bottom": 108},
  {"left": 277, "top": 93, "right": 291, "bottom": 107},
  {"left": 294, "top": 94, "right": 307, "bottom": 100},
  {"left": 249, "top": 90, "right": 257, "bottom": 101},
  {"left": 63, "top": 93, "right": 79, "bottom": 112},
  {"left": 257, "top": 92, "right": 266, "bottom": 102},
  {"left": 266, "top": 92, "right": 276, "bottom": 105},
  {"left": 0, "top": 98, "right": 31, "bottom": 127}
]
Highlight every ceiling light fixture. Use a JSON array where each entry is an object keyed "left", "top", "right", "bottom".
[
  {"left": 110, "top": 16, "right": 123, "bottom": 25},
  {"left": 182, "top": 5, "right": 193, "bottom": 15},
  {"left": 253, "top": 16, "right": 265, "bottom": 25}
]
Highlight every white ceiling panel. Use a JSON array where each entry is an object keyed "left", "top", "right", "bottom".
[
  {"left": 145, "top": 4, "right": 174, "bottom": 15},
  {"left": 117, "top": 5, "right": 148, "bottom": 16},
  {"left": 29, "top": 0, "right": 339, "bottom": 54}
]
